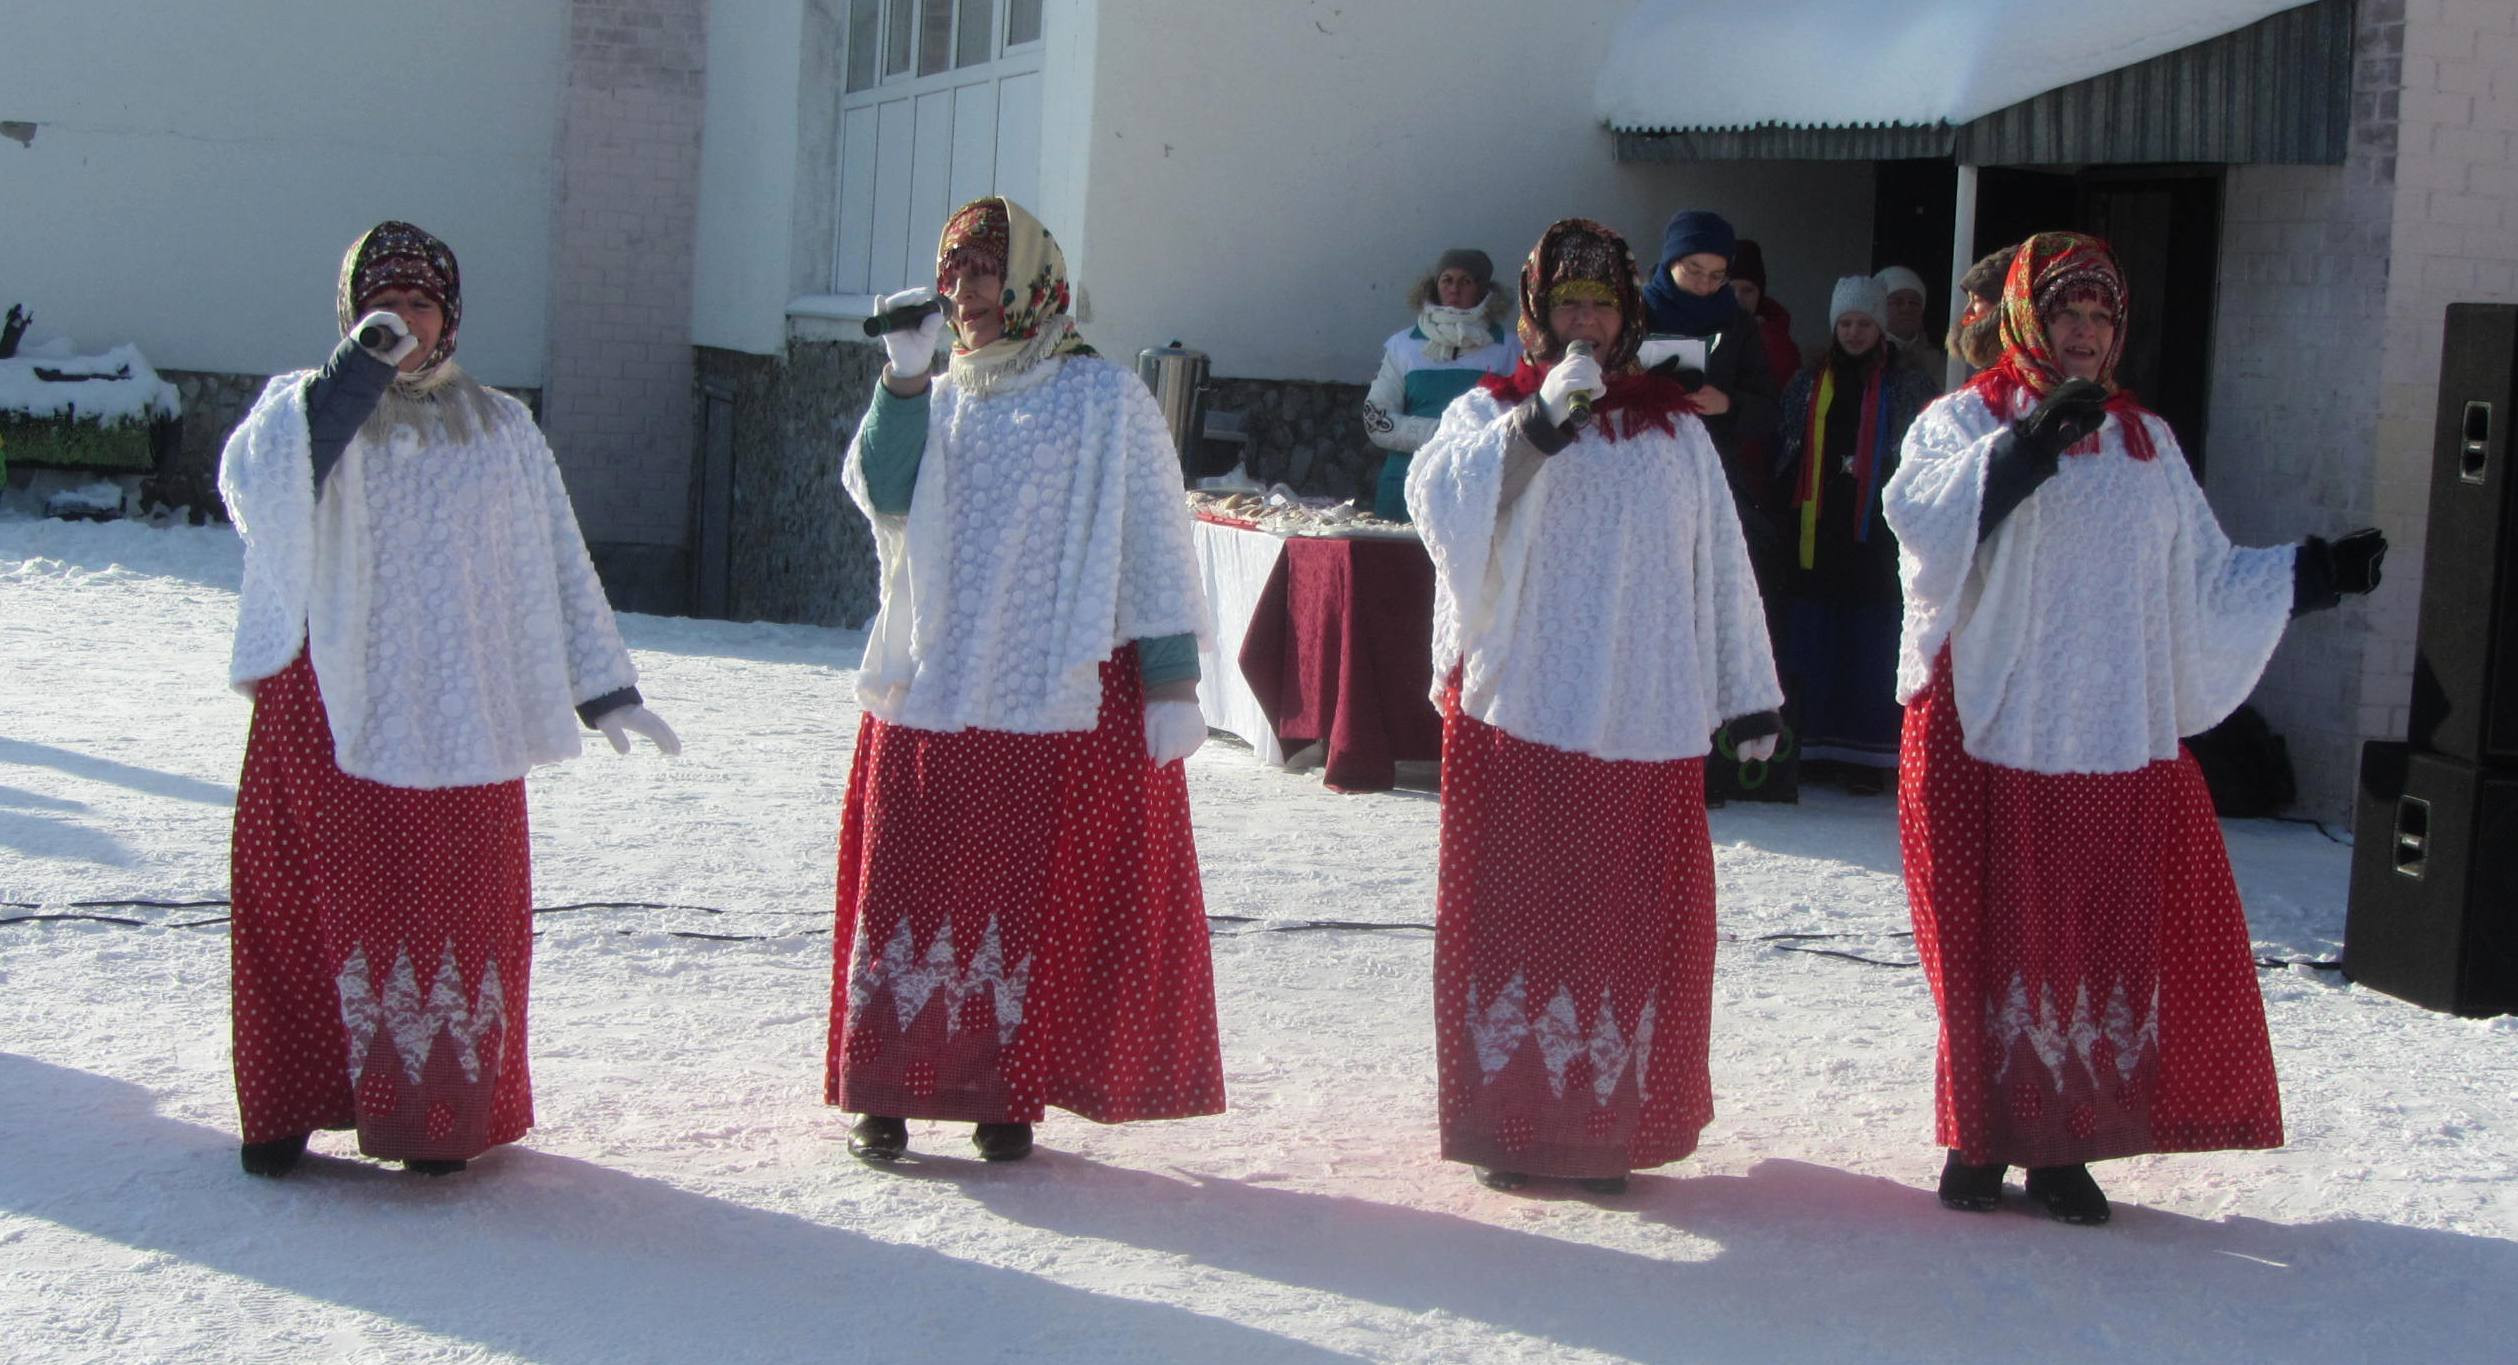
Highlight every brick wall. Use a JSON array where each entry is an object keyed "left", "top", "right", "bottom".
[
  {"left": 2205, "top": 0, "right": 2405, "bottom": 817},
  {"left": 2366, "top": 0, "right": 2518, "bottom": 780},
  {"left": 543, "top": 0, "right": 708, "bottom": 614}
]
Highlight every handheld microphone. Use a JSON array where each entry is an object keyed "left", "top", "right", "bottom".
[
  {"left": 1564, "top": 339, "right": 1597, "bottom": 427},
  {"left": 861, "top": 297, "right": 945, "bottom": 338}
]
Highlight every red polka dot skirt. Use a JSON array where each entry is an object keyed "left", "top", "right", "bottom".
[
  {"left": 1899, "top": 650, "right": 2281, "bottom": 1167},
  {"left": 826, "top": 650, "right": 1225, "bottom": 1125},
  {"left": 230, "top": 650, "right": 535, "bottom": 1162},
  {"left": 1433, "top": 692, "right": 1718, "bottom": 1179}
]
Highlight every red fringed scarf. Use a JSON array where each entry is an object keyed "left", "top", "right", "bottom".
[
  {"left": 1963, "top": 231, "right": 2160, "bottom": 463},
  {"left": 1479, "top": 360, "right": 1697, "bottom": 444}
]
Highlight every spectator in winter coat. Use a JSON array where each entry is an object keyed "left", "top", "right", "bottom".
[
  {"left": 1728, "top": 239, "right": 1802, "bottom": 393},
  {"left": 1640, "top": 210, "right": 1786, "bottom": 581},
  {"left": 1775, "top": 275, "right": 1937, "bottom": 793},
  {"left": 1361, "top": 248, "right": 1520, "bottom": 521},
  {"left": 1875, "top": 264, "right": 1947, "bottom": 392},
  {"left": 218, "top": 221, "right": 680, "bottom": 1180}
]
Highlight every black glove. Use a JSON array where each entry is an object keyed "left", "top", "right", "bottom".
[
  {"left": 2293, "top": 527, "right": 2389, "bottom": 615},
  {"left": 2013, "top": 378, "right": 2111, "bottom": 463},
  {"left": 2331, "top": 527, "right": 2388, "bottom": 595}
]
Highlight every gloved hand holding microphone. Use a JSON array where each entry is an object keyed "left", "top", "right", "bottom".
[
  {"left": 1540, "top": 340, "right": 1607, "bottom": 430},
  {"left": 350, "top": 309, "right": 420, "bottom": 368},
  {"left": 871, "top": 286, "right": 949, "bottom": 382}
]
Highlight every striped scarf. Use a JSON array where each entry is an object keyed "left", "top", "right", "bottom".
[{"left": 1795, "top": 355, "right": 1892, "bottom": 570}]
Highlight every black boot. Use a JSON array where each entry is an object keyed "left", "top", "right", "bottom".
[
  {"left": 2025, "top": 1164, "right": 2111, "bottom": 1225},
  {"left": 240, "top": 1133, "right": 309, "bottom": 1178},
  {"left": 404, "top": 1158, "right": 467, "bottom": 1177},
  {"left": 1578, "top": 1175, "right": 1629, "bottom": 1196},
  {"left": 847, "top": 1114, "right": 909, "bottom": 1163},
  {"left": 1937, "top": 1150, "right": 2005, "bottom": 1212},
  {"left": 1475, "top": 1167, "right": 1529, "bottom": 1191},
  {"left": 972, "top": 1122, "right": 1033, "bottom": 1162}
]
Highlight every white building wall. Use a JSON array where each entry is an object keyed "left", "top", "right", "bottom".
[
  {"left": 0, "top": 1, "right": 565, "bottom": 387},
  {"left": 1047, "top": 0, "right": 1875, "bottom": 383},
  {"left": 693, "top": 0, "right": 807, "bottom": 356}
]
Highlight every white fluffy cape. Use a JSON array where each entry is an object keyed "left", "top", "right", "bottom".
[
  {"left": 219, "top": 374, "right": 639, "bottom": 788},
  {"left": 844, "top": 355, "right": 1209, "bottom": 735},
  {"left": 1884, "top": 387, "right": 2296, "bottom": 775},
  {"left": 1406, "top": 390, "right": 1782, "bottom": 761}
]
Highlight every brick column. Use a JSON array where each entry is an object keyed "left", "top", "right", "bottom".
[
  {"left": 2205, "top": 0, "right": 2405, "bottom": 818},
  {"left": 2359, "top": 0, "right": 2518, "bottom": 790},
  {"left": 543, "top": 0, "right": 707, "bottom": 614}
]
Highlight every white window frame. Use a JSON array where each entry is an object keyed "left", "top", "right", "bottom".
[{"left": 824, "top": 0, "right": 1046, "bottom": 311}]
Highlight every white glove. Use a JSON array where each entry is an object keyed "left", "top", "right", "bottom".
[
  {"left": 1538, "top": 352, "right": 1606, "bottom": 426},
  {"left": 596, "top": 704, "right": 683, "bottom": 756},
  {"left": 351, "top": 309, "right": 420, "bottom": 367},
  {"left": 1736, "top": 732, "right": 1778, "bottom": 763},
  {"left": 1144, "top": 699, "right": 1207, "bottom": 766},
  {"left": 877, "top": 287, "right": 947, "bottom": 380}
]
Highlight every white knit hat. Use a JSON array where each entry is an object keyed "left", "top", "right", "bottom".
[
  {"left": 1830, "top": 274, "right": 1888, "bottom": 327},
  {"left": 1874, "top": 264, "right": 1927, "bottom": 300}
]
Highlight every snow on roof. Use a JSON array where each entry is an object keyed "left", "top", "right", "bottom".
[
  {"left": 1597, "top": 0, "right": 2319, "bottom": 133},
  {"left": 0, "top": 341, "right": 181, "bottom": 426}
]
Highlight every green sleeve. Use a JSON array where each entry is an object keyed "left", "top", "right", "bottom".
[
  {"left": 1137, "top": 632, "right": 1202, "bottom": 686},
  {"left": 858, "top": 384, "right": 930, "bottom": 515}
]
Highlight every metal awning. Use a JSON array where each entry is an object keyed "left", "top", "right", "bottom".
[{"left": 1602, "top": 0, "right": 2353, "bottom": 165}]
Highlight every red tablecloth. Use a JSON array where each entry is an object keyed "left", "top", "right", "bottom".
[{"left": 1234, "top": 533, "right": 1443, "bottom": 792}]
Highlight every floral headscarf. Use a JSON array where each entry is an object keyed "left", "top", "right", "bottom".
[
  {"left": 337, "top": 221, "right": 461, "bottom": 378},
  {"left": 1483, "top": 218, "right": 1691, "bottom": 443},
  {"left": 936, "top": 196, "right": 1094, "bottom": 396},
  {"left": 1964, "top": 230, "right": 2158, "bottom": 461},
  {"left": 1513, "top": 218, "right": 1646, "bottom": 372}
]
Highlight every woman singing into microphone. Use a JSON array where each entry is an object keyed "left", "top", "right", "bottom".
[{"left": 1406, "top": 218, "right": 1782, "bottom": 1196}]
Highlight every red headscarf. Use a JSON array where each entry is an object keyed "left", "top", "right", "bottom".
[
  {"left": 1961, "top": 230, "right": 2158, "bottom": 462},
  {"left": 337, "top": 221, "right": 461, "bottom": 376},
  {"left": 1479, "top": 217, "right": 1694, "bottom": 443}
]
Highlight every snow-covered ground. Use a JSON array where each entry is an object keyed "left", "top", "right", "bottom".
[{"left": 3, "top": 509, "right": 2513, "bottom": 1363}]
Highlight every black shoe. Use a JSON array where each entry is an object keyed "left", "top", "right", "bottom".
[
  {"left": 2025, "top": 1164, "right": 2111, "bottom": 1225},
  {"left": 240, "top": 1133, "right": 309, "bottom": 1178},
  {"left": 848, "top": 1115, "right": 909, "bottom": 1163},
  {"left": 972, "top": 1122, "right": 1034, "bottom": 1162},
  {"left": 1578, "top": 1175, "right": 1629, "bottom": 1196},
  {"left": 403, "top": 1158, "right": 467, "bottom": 1177},
  {"left": 1936, "top": 1151, "right": 2005, "bottom": 1211},
  {"left": 1476, "top": 1167, "right": 1530, "bottom": 1191}
]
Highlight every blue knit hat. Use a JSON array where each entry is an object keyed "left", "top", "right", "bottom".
[{"left": 1658, "top": 210, "right": 1737, "bottom": 270}]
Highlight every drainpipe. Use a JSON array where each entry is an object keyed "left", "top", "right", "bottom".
[{"left": 1947, "top": 162, "right": 1978, "bottom": 391}]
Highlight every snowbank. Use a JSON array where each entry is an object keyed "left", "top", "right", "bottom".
[{"left": 2, "top": 512, "right": 2512, "bottom": 1363}]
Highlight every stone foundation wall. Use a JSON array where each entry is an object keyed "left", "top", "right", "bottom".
[
  {"left": 697, "top": 338, "right": 886, "bottom": 628},
  {"left": 1204, "top": 376, "right": 1373, "bottom": 499},
  {"left": 696, "top": 349, "right": 1384, "bottom": 630}
]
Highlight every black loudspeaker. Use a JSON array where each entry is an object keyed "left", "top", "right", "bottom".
[
  {"left": 2345, "top": 741, "right": 2518, "bottom": 1016},
  {"left": 2409, "top": 304, "right": 2518, "bottom": 764}
]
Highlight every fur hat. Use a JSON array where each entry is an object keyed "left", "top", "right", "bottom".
[{"left": 1406, "top": 247, "right": 1508, "bottom": 318}]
